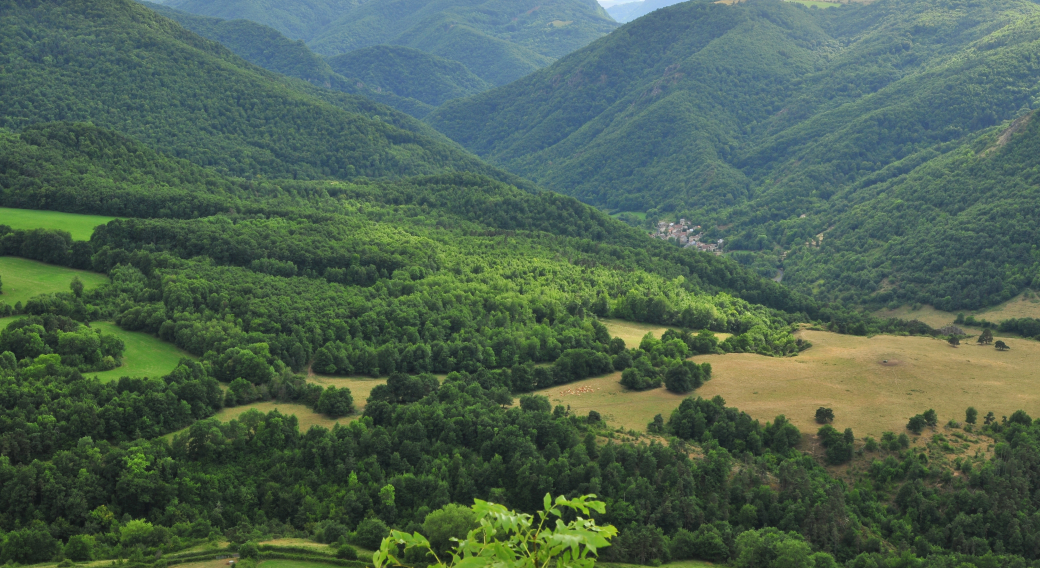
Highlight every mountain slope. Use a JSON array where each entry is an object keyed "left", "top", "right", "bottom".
[
  {"left": 327, "top": 46, "right": 492, "bottom": 106},
  {"left": 159, "top": 0, "right": 361, "bottom": 42},
  {"left": 0, "top": 0, "right": 504, "bottom": 181},
  {"left": 607, "top": 0, "right": 686, "bottom": 23},
  {"left": 427, "top": 0, "right": 1040, "bottom": 309},
  {"left": 429, "top": 0, "right": 834, "bottom": 211},
  {"left": 160, "top": 0, "right": 619, "bottom": 86},
  {"left": 431, "top": 0, "right": 1040, "bottom": 211},
  {"left": 143, "top": 3, "right": 442, "bottom": 117},
  {"left": 306, "top": 0, "right": 617, "bottom": 85},
  {"left": 779, "top": 111, "right": 1040, "bottom": 310}
]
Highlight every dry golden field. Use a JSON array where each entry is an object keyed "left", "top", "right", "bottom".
[
  {"left": 875, "top": 292, "right": 1040, "bottom": 330},
  {"left": 600, "top": 318, "right": 731, "bottom": 348},
  {"left": 306, "top": 375, "right": 387, "bottom": 410},
  {"left": 213, "top": 402, "right": 345, "bottom": 430},
  {"left": 536, "top": 329, "right": 1040, "bottom": 437}
]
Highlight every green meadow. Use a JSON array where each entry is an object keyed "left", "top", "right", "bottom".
[
  {"left": 0, "top": 207, "right": 115, "bottom": 240},
  {"left": 89, "top": 321, "right": 193, "bottom": 381},
  {"left": 0, "top": 256, "right": 109, "bottom": 306}
]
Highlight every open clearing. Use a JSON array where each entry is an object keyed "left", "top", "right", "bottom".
[
  {"left": 537, "top": 329, "right": 1040, "bottom": 437},
  {"left": 89, "top": 322, "right": 194, "bottom": 381},
  {"left": 876, "top": 292, "right": 1040, "bottom": 330},
  {"left": 306, "top": 374, "right": 387, "bottom": 411},
  {"left": 0, "top": 317, "right": 189, "bottom": 380},
  {"left": 0, "top": 207, "right": 116, "bottom": 240},
  {"left": 0, "top": 256, "right": 109, "bottom": 306},
  {"left": 601, "top": 319, "right": 731, "bottom": 349},
  {"left": 213, "top": 401, "right": 344, "bottom": 431},
  {"left": 601, "top": 318, "right": 673, "bottom": 347}
]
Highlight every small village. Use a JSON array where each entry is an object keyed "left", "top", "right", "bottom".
[{"left": 651, "top": 219, "right": 723, "bottom": 254}]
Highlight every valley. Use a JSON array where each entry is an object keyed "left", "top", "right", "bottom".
[{"left": 4, "top": 0, "right": 1040, "bottom": 567}]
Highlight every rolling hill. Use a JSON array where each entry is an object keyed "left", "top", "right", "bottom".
[
  {"left": 0, "top": 0, "right": 507, "bottom": 181},
  {"left": 428, "top": 0, "right": 1040, "bottom": 309}
]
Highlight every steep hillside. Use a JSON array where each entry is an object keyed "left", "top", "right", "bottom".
[
  {"left": 159, "top": 0, "right": 361, "bottom": 41},
  {"left": 159, "top": 0, "right": 618, "bottom": 86},
  {"left": 429, "top": 0, "right": 1040, "bottom": 307},
  {"left": 429, "top": 0, "right": 834, "bottom": 211},
  {"left": 144, "top": 3, "right": 442, "bottom": 117},
  {"left": 307, "top": 0, "right": 617, "bottom": 85},
  {"left": 327, "top": 46, "right": 491, "bottom": 106},
  {"left": 607, "top": 0, "right": 685, "bottom": 23},
  {"left": 143, "top": 2, "right": 340, "bottom": 86},
  {"left": 779, "top": 111, "right": 1040, "bottom": 311},
  {"left": 0, "top": 0, "right": 504, "bottom": 180}
]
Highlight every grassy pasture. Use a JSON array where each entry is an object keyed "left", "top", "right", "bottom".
[
  {"left": 536, "top": 329, "right": 1040, "bottom": 437},
  {"left": 89, "top": 322, "right": 194, "bottom": 381},
  {"left": 600, "top": 318, "right": 731, "bottom": 349},
  {"left": 0, "top": 207, "right": 115, "bottom": 240},
  {"left": 601, "top": 319, "right": 672, "bottom": 348},
  {"left": 306, "top": 375, "right": 387, "bottom": 411},
  {"left": 0, "top": 256, "right": 109, "bottom": 306},
  {"left": 213, "top": 401, "right": 344, "bottom": 431},
  {"left": 877, "top": 293, "right": 1040, "bottom": 329}
]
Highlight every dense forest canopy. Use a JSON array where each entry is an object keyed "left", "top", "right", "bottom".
[
  {"left": 155, "top": 0, "right": 618, "bottom": 86},
  {"left": 142, "top": 3, "right": 444, "bottom": 118},
  {"left": 0, "top": 0, "right": 514, "bottom": 182},
  {"left": 428, "top": 0, "right": 1040, "bottom": 310},
  {"left": 6, "top": 1, "right": 1040, "bottom": 568}
]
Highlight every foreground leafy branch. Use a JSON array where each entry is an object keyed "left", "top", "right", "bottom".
[{"left": 374, "top": 494, "right": 617, "bottom": 568}]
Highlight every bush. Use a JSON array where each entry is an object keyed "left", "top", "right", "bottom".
[
  {"left": 65, "top": 534, "right": 96, "bottom": 562},
  {"left": 422, "top": 503, "right": 477, "bottom": 556},
  {"left": 620, "top": 367, "right": 661, "bottom": 391},
  {"left": 907, "top": 415, "right": 927, "bottom": 434},
  {"left": 353, "top": 518, "right": 390, "bottom": 550},
  {"left": 239, "top": 542, "right": 259, "bottom": 559},
  {"left": 664, "top": 364, "right": 692, "bottom": 394},
  {"left": 336, "top": 545, "right": 358, "bottom": 560},
  {"left": 815, "top": 407, "right": 834, "bottom": 424},
  {"left": 316, "top": 386, "right": 355, "bottom": 417}
]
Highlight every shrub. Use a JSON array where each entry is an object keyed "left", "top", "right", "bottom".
[{"left": 353, "top": 518, "right": 390, "bottom": 550}]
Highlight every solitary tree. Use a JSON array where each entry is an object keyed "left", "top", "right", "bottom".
[
  {"left": 948, "top": 336, "right": 960, "bottom": 347},
  {"left": 70, "top": 276, "right": 84, "bottom": 298},
  {"left": 965, "top": 407, "right": 978, "bottom": 425},
  {"left": 815, "top": 407, "right": 835, "bottom": 424},
  {"left": 907, "top": 415, "right": 927, "bottom": 434},
  {"left": 978, "top": 329, "right": 993, "bottom": 345},
  {"left": 995, "top": 340, "right": 1010, "bottom": 351}
]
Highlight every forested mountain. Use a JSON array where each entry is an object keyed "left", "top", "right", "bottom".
[
  {"left": 142, "top": 3, "right": 447, "bottom": 117},
  {"left": 0, "top": 0, "right": 513, "bottom": 181},
  {"left": 305, "top": 0, "right": 617, "bottom": 85},
  {"left": 158, "top": 0, "right": 619, "bottom": 86},
  {"left": 429, "top": 0, "right": 1040, "bottom": 308},
  {"left": 327, "top": 46, "right": 492, "bottom": 107},
  {"left": 606, "top": 0, "right": 685, "bottom": 23},
  {"left": 780, "top": 111, "right": 1040, "bottom": 310}
]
